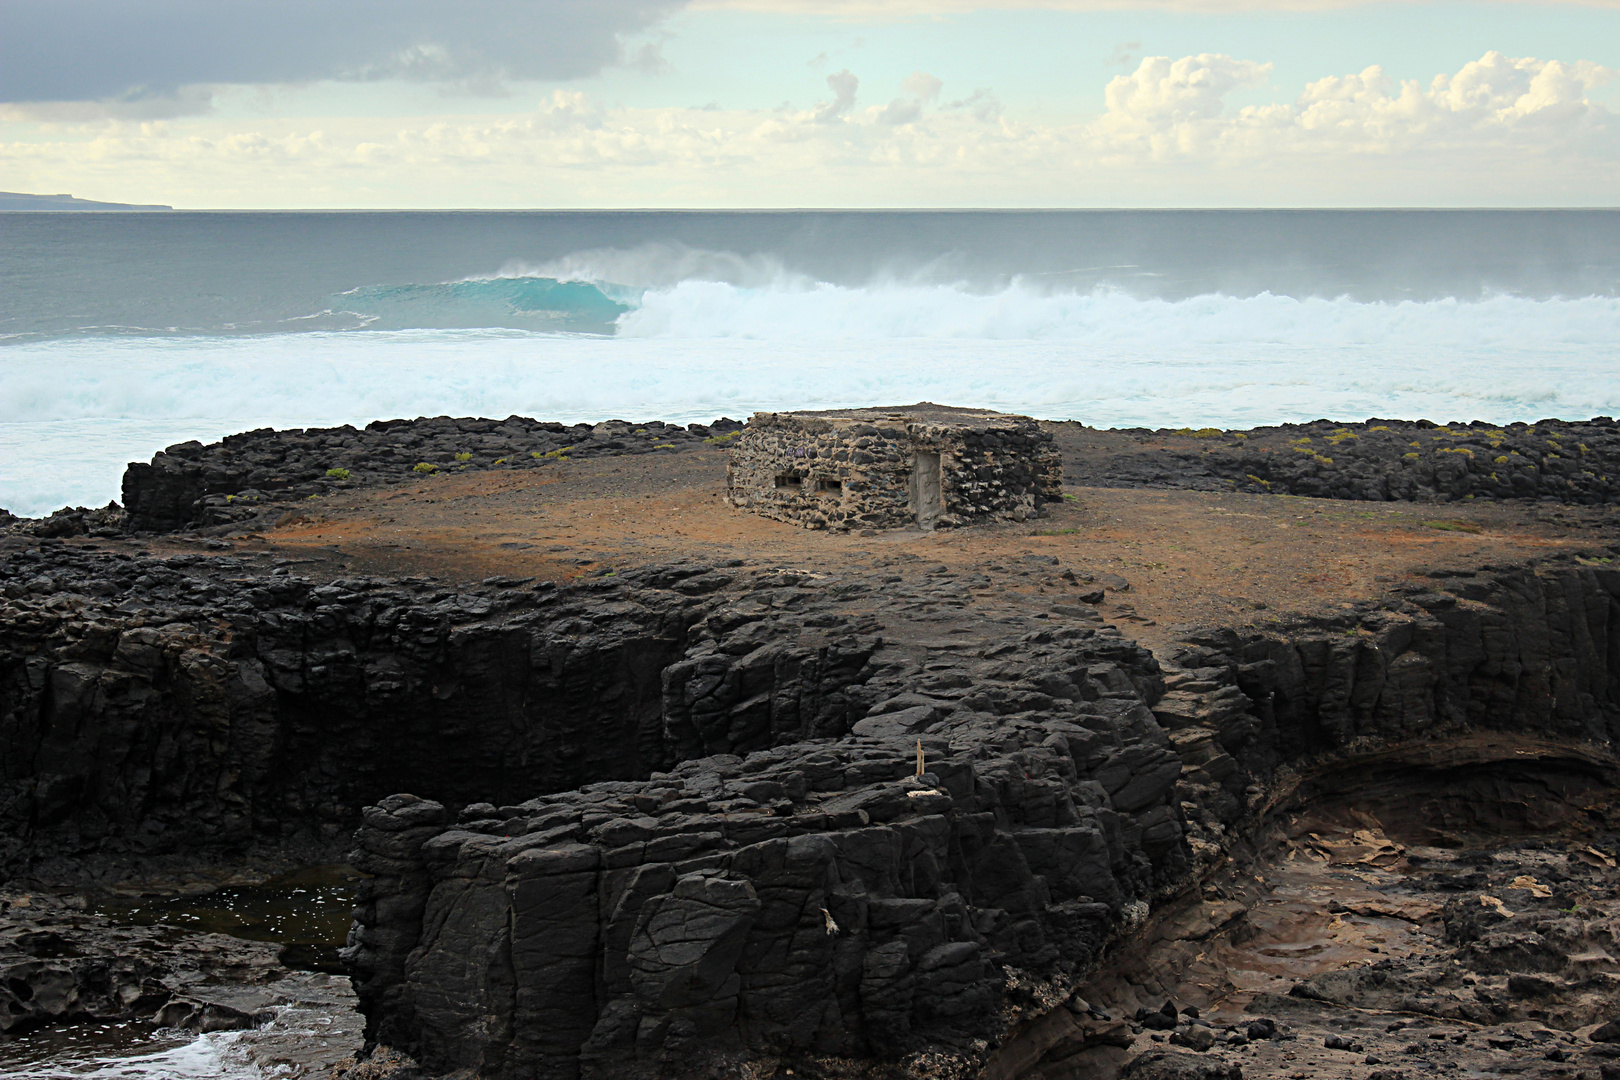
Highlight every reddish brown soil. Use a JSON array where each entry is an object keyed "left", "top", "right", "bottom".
[{"left": 125, "top": 445, "right": 1618, "bottom": 653}]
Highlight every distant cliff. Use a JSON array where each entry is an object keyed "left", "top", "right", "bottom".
[{"left": 0, "top": 191, "right": 171, "bottom": 212}]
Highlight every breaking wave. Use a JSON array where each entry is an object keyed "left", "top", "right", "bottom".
[
  {"left": 329, "top": 276, "right": 638, "bottom": 334},
  {"left": 5, "top": 248, "right": 1620, "bottom": 517},
  {"left": 613, "top": 281, "right": 1620, "bottom": 345},
  {"left": 305, "top": 271, "right": 1620, "bottom": 348}
]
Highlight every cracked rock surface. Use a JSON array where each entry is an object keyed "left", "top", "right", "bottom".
[{"left": 1, "top": 412, "right": 1618, "bottom": 1080}]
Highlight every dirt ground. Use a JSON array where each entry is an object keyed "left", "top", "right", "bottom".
[{"left": 122, "top": 443, "right": 1620, "bottom": 654}]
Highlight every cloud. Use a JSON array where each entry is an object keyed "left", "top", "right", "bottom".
[
  {"left": 1103, "top": 54, "right": 1274, "bottom": 125},
  {"left": 815, "top": 69, "right": 860, "bottom": 122},
  {"left": 1095, "top": 50, "right": 1617, "bottom": 160},
  {"left": 0, "top": 0, "right": 684, "bottom": 116},
  {"left": 3, "top": 51, "right": 1615, "bottom": 209},
  {"left": 902, "top": 72, "right": 944, "bottom": 103},
  {"left": 873, "top": 71, "right": 944, "bottom": 125},
  {"left": 1109, "top": 42, "right": 1143, "bottom": 69},
  {"left": 695, "top": 0, "right": 1620, "bottom": 11},
  {"left": 943, "top": 88, "right": 1002, "bottom": 122},
  {"left": 627, "top": 42, "right": 676, "bottom": 76},
  {"left": 0, "top": 86, "right": 218, "bottom": 122}
]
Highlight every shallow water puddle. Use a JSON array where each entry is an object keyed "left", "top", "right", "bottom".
[
  {"left": 93, "top": 865, "right": 361, "bottom": 973},
  {"left": 0, "top": 866, "right": 365, "bottom": 1078}
]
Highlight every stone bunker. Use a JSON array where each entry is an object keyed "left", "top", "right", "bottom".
[{"left": 724, "top": 403, "right": 1062, "bottom": 531}]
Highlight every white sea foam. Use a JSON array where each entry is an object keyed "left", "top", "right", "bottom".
[
  {"left": 617, "top": 280, "right": 1620, "bottom": 344},
  {"left": 3, "top": 288, "right": 1617, "bottom": 517},
  {"left": 0, "top": 1028, "right": 256, "bottom": 1079},
  {"left": 503, "top": 243, "right": 804, "bottom": 291}
]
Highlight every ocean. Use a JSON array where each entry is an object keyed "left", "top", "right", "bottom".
[{"left": 3, "top": 209, "right": 1619, "bottom": 518}]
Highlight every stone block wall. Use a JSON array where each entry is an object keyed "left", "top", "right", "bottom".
[{"left": 725, "top": 405, "right": 1062, "bottom": 531}]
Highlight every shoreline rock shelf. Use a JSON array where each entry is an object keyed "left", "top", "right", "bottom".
[
  {"left": 1063, "top": 416, "right": 1620, "bottom": 505},
  {"left": 2, "top": 408, "right": 1619, "bottom": 1080},
  {"left": 117, "top": 414, "right": 745, "bottom": 533},
  {"left": 341, "top": 560, "right": 1620, "bottom": 1079}
]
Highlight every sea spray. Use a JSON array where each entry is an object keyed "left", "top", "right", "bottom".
[{"left": 4, "top": 310, "right": 1617, "bottom": 517}]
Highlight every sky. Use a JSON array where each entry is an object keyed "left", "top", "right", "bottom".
[{"left": 1, "top": 0, "right": 1616, "bottom": 208}]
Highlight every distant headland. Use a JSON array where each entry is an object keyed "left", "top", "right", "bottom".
[{"left": 0, "top": 190, "right": 172, "bottom": 211}]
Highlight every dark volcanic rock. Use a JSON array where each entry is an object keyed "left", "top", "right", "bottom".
[
  {"left": 100, "top": 412, "right": 1620, "bottom": 539},
  {"left": 0, "top": 502, "right": 125, "bottom": 540},
  {"left": 3, "top": 526, "right": 1620, "bottom": 1078},
  {"left": 1057, "top": 417, "right": 1620, "bottom": 506},
  {"left": 119, "top": 414, "right": 744, "bottom": 532},
  {"left": 337, "top": 561, "right": 1620, "bottom": 1079}
]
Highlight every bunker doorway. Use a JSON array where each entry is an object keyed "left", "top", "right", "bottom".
[{"left": 909, "top": 452, "right": 942, "bottom": 530}]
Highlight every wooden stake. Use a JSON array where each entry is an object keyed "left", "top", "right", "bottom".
[{"left": 916, "top": 739, "right": 925, "bottom": 778}]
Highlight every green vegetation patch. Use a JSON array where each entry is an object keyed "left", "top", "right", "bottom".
[{"left": 1420, "top": 519, "right": 1483, "bottom": 534}]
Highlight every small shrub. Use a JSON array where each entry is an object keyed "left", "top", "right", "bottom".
[
  {"left": 1369, "top": 425, "right": 1391, "bottom": 432},
  {"left": 454, "top": 452, "right": 473, "bottom": 462},
  {"left": 1437, "top": 446, "right": 1474, "bottom": 457},
  {"left": 543, "top": 447, "right": 573, "bottom": 460},
  {"left": 1421, "top": 519, "right": 1483, "bottom": 534},
  {"left": 531, "top": 451, "right": 544, "bottom": 459},
  {"left": 654, "top": 443, "right": 676, "bottom": 450},
  {"left": 325, "top": 467, "right": 351, "bottom": 480},
  {"left": 493, "top": 457, "right": 507, "bottom": 465},
  {"left": 1402, "top": 452, "right": 1420, "bottom": 460},
  {"left": 413, "top": 462, "right": 438, "bottom": 474},
  {"left": 1191, "top": 427, "right": 1223, "bottom": 439},
  {"left": 704, "top": 432, "right": 739, "bottom": 444}
]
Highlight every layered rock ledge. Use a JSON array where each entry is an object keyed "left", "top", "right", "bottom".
[
  {"left": 2, "top": 410, "right": 1619, "bottom": 1080},
  {"left": 339, "top": 559, "right": 1620, "bottom": 1079},
  {"left": 1061, "top": 417, "right": 1620, "bottom": 505}
]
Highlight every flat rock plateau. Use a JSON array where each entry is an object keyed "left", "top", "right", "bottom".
[{"left": 1, "top": 412, "right": 1618, "bottom": 1080}]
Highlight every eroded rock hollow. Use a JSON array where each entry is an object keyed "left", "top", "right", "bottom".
[
  {"left": 3, "top": 413, "right": 1619, "bottom": 1080},
  {"left": 337, "top": 562, "right": 1619, "bottom": 1079}
]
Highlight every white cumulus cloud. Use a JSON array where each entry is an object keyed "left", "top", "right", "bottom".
[
  {"left": 1093, "top": 50, "right": 1617, "bottom": 161},
  {"left": 2, "top": 51, "right": 1615, "bottom": 208}
]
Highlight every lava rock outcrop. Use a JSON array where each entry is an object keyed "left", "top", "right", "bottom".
[
  {"left": 341, "top": 560, "right": 1620, "bottom": 1080},
  {"left": 1062, "top": 417, "right": 1620, "bottom": 505},
  {"left": 119, "top": 414, "right": 743, "bottom": 532}
]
